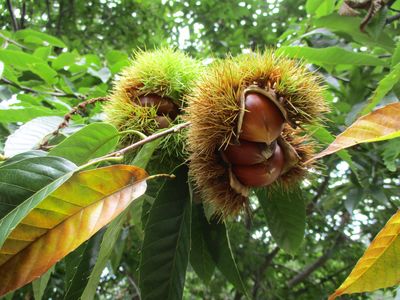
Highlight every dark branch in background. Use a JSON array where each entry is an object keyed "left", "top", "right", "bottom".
[
  {"left": 39, "top": 96, "right": 110, "bottom": 149},
  {"left": 6, "top": 0, "right": 19, "bottom": 31},
  {"left": 20, "top": 0, "right": 26, "bottom": 29},
  {"left": 56, "top": 0, "right": 64, "bottom": 36},
  {"left": 287, "top": 213, "right": 350, "bottom": 288},
  {"left": 252, "top": 247, "right": 280, "bottom": 298},
  {"left": 386, "top": 13, "right": 400, "bottom": 24},
  {"left": 46, "top": 0, "right": 52, "bottom": 29},
  {"left": 0, "top": 78, "right": 82, "bottom": 98}
]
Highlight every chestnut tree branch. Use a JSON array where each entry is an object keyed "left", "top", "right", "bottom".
[{"left": 6, "top": 0, "right": 19, "bottom": 31}]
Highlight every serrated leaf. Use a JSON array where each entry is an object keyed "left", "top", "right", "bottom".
[
  {"left": 313, "top": 15, "right": 395, "bottom": 51},
  {"left": 4, "top": 116, "right": 63, "bottom": 157},
  {"left": 0, "top": 154, "right": 77, "bottom": 247},
  {"left": 360, "top": 64, "right": 400, "bottom": 115},
  {"left": 139, "top": 165, "right": 191, "bottom": 300},
  {"left": 257, "top": 185, "right": 306, "bottom": 254},
  {"left": 382, "top": 138, "right": 400, "bottom": 172},
  {"left": 63, "top": 229, "right": 104, "bottom": 300},
  {"left": 49, "top": 123, "right": 119, "bottom": 165},
  {"left": 0, "top": 164, "right": 148, "bottom": 296},
  {"left": 203, "top": 219, "right": 249, "bottom": 298},
  {"left": 314, "top": 103, "right": 400, "bottom": 160},
  {"left": 81, "top": 139, "right": 161, "bottom": 299},
  {"left": 329, "top": 210, "right": 400, "bottom": 299},
  {"left": 190, "top": 204, "right": 215, "bottom": 284},
  {"left": 277, "top": 46, "right": 387, "bottom": 67}
]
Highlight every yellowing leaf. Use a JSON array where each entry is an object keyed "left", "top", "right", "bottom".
[
  {"left": 329, "top": 210, "right": 400, "bottom": 299},
  {"left": 314, "top": 103, "right": 400, "bottom": 160},
  {"left": 0, "top": 165, "right": 148, "bottom": 296}
]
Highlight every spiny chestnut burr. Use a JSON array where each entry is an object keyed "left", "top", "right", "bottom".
[
  {"left": 240, "top": 93, "right": 285, "bottom": 144},
  {"left": 104, "top": 48, "right": 201, "bottom": 163},
  {"left": 186, "top": 50, "right": 328, "bottom": 216}
]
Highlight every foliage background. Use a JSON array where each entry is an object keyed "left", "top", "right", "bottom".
[{"left": 0, "top": 0, "right": 399, "bottom": 299}]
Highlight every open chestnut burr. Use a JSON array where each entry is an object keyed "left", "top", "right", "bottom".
[{"left": 186, "top": 50, "right": 328, "bottom": 216}]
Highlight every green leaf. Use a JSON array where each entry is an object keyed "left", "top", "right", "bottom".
[
  {"left": 33, "top": 47, "right": 51, "bottom": 61},
  {"left": 306, "top": 0, "right": 335, "bottom": 17},
  {"left": 360, "top": 63, "right": 400, "bottom": 115},
  {"left": 382, "top": 139, "right": 400, "bottom": 172},
  {"left": 106, "top": 50, "right": 129, "bottom": 65},
  {"left": 257, "top": 185, "right": 306, "bottom": 254},
  {"left": 139, "top": 165, "right": 191, "bottom": 300},
  {"left": 81, "top": 210, "right": 129, "bottom": 299},
  {"left": 0, "top": 107, "right": 64, "bottom": 123},
  {"left": 0, "top": 61, "right": 3, "bottom": 79},
  {"left": 87, "top": 67, "right": 112, "bottom": 83},
  {"left": 392, "top": 41, "right": 400, "bottom": 67},
  {"left": 0, "top": 50, "right": 43, "bottom": 70},
  {"left": 190, "top": 204, "right": 215, "bottom": 284},
  {"left": 203, "top": 219, "right": 249, "bottom": 298},
  {"left": 81, "top": 139, "right": 161, "bottom": 299},
  {"left": 15, "top": 29, "right": 67, "bottom": 48},
  {"left": 49, "top": 123, "right": 119, "bottom": 165},
  {"left": 52, "top": 52, "right": 78, "bottom": 71},
  {"left": 0, "top": 154, "right": 77, "bottom": 248},
  {"left": 278, "top": 46, "right": 387, "bottom": 67},
  {"left": 29, "top": 62, "right": 58, "bottom": 84},
  {"left": 32, "top": 266, "right": 54, "bottom": 300},
  {"left": 4, "top": 116, "right": 63, "bottom": 157},
  {"left": 313, "top": 15, "right": 395, "bottom": 51},
  {"left": 64, "top": 229, "right": 104, "bottom": 300}
]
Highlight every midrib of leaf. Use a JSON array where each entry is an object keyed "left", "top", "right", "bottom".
[{"left": 339, "top": 228, "right": 399, "bottom": 291}]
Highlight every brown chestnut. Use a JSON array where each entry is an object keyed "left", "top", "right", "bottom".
[
  {"left": 139, "top": 94, "right": 179, "bottom": 119},
  {"left": 155, "top": 116, "right": 171, "bottom": 129},
  {"left": 240, "top": 92, "right": 285, "bottom": 144},
  {"left": 232, "top": 143, "right": 284, "bottom": 187},
  {"left": 223, "top": 140, "right": 276, "bottom": 165}
]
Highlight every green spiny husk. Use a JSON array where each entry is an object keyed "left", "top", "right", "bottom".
[
  {"left": 104, "top": 48, "right": 202, "bottom": 164},
  {"left": 186, "top": 49, "right": 329, "bottom": 217}
]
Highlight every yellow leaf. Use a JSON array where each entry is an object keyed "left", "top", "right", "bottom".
[
  {"left": 314, "top": 103, "right": 400, "bottom": 160},
  {"left": 329, "top": 210, "right": 400, "bottom": 299},
  {"left": 0, "top": 165, "right": 148, "bottom": 296}
]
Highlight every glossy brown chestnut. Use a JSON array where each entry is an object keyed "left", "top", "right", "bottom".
[
  {"left": 155, "top": 116, "right": 171, "bottom": 129},
  {"left": 139, "top": 94, "right": 179, "bottom": 119},
  {"left": 223, "top": 140, "right": 276, "bottom": 165},
  {"left": 240, "top": 92, "right": 285, "bottom": 144},
  {"left": 232, "top": 143, "right": 284, "bottom": 187}
]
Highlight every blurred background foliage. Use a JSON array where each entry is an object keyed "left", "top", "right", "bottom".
[{"left": 0, "top": 0, "right": 399, "bottom": 299}]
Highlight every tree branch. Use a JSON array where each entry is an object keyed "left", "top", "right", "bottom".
[
  {"left": 386, "top": 12, "right": 400, "bottom": 24},
  {"left": 0, "top": 78, "right": 82, "bottom": 98},
  {"left": 6, "top": 0, "right": 19, "bottom": 31},
  {"left": 252, "top": 246, "right": 280, "bottom": 298},
  {"left": 20, "top": 0, "right": 26, "bottom": 29}
]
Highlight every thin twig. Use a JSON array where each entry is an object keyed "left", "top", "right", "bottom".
[
  {"left": 0, "top": 32, "right": 29, "bottom": 49},
  {"left": 386, "top": 12, "right": 400, "bottom": 23},
  {"left": 39, "top": 97, "right": 110, "bottom": 149},
  {"left": 20, "top": 0, "right": 26, "bottom": 29},
  {"left": 6, "top": 0, "right": 19, "bottom": 31},
  {"left": 0, "top": 78, "right": 82, "bottom": 98},
  {"left": 103, "top": 121, "right": 192, "bottom": 159}
]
